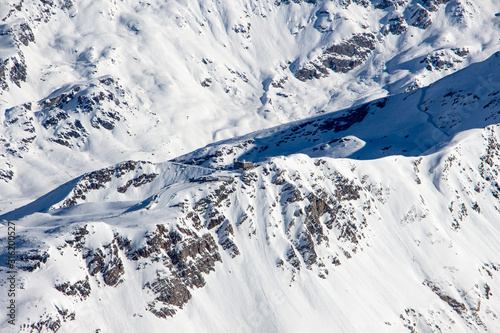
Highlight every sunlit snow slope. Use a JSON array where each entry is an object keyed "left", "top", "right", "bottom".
[
  {"left": 1, "top": 51, "right": 500, "bottom": 332},
  {"left": 1, "top": 0, "right": 500, "bottom": 214}
]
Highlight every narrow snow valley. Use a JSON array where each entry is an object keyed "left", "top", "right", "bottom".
[{"left": 1, "top": 0, "right": 500, "bottom": 332}]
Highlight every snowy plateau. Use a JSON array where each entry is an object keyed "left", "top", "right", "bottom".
[{"left": 1, "top": 0, "right": 500, "bottom": 332}]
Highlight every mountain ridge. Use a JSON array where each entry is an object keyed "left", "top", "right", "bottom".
[
  {"left": 1, "top": 51, "right": 500, "bottom": 332},
  {"left": 2, "top": 0, "right": 500, "bottom": 215},
  {"left": 1, "top": 0, "right": 500, "bottom": 332}
]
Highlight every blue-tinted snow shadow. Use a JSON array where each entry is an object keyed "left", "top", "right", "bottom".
[
  {"left": 0, "top": 176, "right": 82, "bottom": 221},
  {"left": 231, "top": 52, "right": 500, "bottom": 163}
]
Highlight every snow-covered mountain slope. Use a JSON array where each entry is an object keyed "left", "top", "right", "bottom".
[
  {"left": 1, "top": 52, "right": 500, "bottom": 332},
  {"left": 175, "top": 51, "right": 500, "bottom": 166},
  {"left": 1, "top": 0, "right": 500, "bottom": 214}
]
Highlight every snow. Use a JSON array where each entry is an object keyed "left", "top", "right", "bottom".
[
  {"left": 1, "top": 0, "right": 500, "bottom": 332},
  {"left": 3, "top": 120, "right": 500, "bottom": 332},
  {"left": 1, "top": 0, "right": 500, "bottom": 213}
]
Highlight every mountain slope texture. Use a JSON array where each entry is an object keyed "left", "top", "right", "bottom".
[{"left": 1, "top": 0, "right": 500, "bottom": 332}]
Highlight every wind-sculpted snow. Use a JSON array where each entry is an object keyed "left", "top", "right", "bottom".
[
  {"left": 0, "top": 160, "right": 215, "bottom": 221},
  {"left": 1, "top": 121, "right": 500, "bottom": 331},
  {"left": 1, "top": 52, "right": 500, "bottom": 332},
  {"left": 1, "top": 0, "right": 500, "bottom": 212},
  {"left": 175, "top": 52, "right": 500, "bottom": 168},
  {"left": 1, "top": 0, "right": 500, "bottom": 332}
]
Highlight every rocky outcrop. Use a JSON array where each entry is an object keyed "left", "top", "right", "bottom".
[
  {"left": 0, "top": 51, "right": 27, "bottom": 91},
  {"left": 39, "top": 78, "right": 127, "bottom": 147},
  {"left": 260, "top": 162, "right": 371, "bottom": 278},
  {"left": 423, "top": 280, "right": 466, "bottom": 315},
  {"left": 0, "top": 168, "right": 14, "bottom": 182},
  {"left": 275, "top": 0, "right": 369, "bottom": 7},
  {"left": 420, "top": 48, "right": 469, "bottom": 71},
  {"left": 8, "top": 121, "right": 500, "bottom": 331},
  {"left": 20, "top": 305, "right": 76, "bottom": 333},
  {"left": 294, "top": 33, "right": 377, "bottom": 81},
  {"left": 0, "top": 20, "right": 33, "bottom": 92},
  {"left": 55, "top": 277, "right": 92, "bottom": 299},
  {"left": 60, "top": 160, "right": 148, "bottom": 207},
  {"left": 16, "top": 23, "right": 35, "bottom": 46},
  {"left": 1, "top": 77, "right": 133, "bottom": 171},
  {"left": 21, "top": 316, "right": 62, "bottom": 333},
  {"left": 117, "top": 173, "right": 158, "bottom": 193},
  {"left": 479, "top": 127, "right": 500, "bottom": 201},
  {"left": 274, "top": 0, "right": 318, "bottom": 5},
  {"left": 409, "top": 6, "right": 432, "bottom": 29},
  {"left": 421, "top": 0, "right": 451, "bottom": 12},
  {"left": 18, "top": 249, "right": 50, "bottom": 272},
  {"left": 86, "top": 243, "right": 125, "bottom": 286},
  {"left": 133, "top": 226, "right": 222, "bottom": 317},
  {"left": 407, "top": 0, "right": 451, "bottom": 30},
  {"left": 382, "top": 16, "right": 408, "bottom": 35},
  {"left": 375, "top": 0, "right": 408, "bottom": 10},
  {"left": 2, "top": 102, "right": 36, "bottom": 158},
  {"left": 217, "top": 221, "right": 240, "bottom": 257},
  {"left": 51, "top": 222, "right": 223, "bottom": 320}
]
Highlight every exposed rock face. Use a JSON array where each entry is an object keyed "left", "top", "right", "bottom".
[
  {"left": 2, "top": 102, "right": 36, "bottom": 158},
  {"left": 20, "top": 304, "right": 75, "bottom": 333},
  {"left": 382, "top": 16, "right": 408, "bottom": 35},
  {"left": 55, "top": 277, "right": 92, "bottom": 299},
  {"left": 200, "top": 78, "right": 212, "bottom": 87},
  {"left": 86, "top": 243, "right": 125, "bottom": 286},
  {"left": 274, "top": 0, "right": 318, "bottom": 5},
  {"left": 423, "top": 280, "right": 467, "bottom": 315},
  {"left": 420, "top": 48, "right": 469, "bottom": 71},
  {"left": 452, "top": 48, "right": 470, "bottom": 58},
  {"left": 117, "top": 173, "right": 158, "bottom": 193},
  {"left": 0, "top": 51, "right": 27, "bottom": 91},
  {"left": 1, "top": 1, "right": 500, "bottom": 331},
  {"left": 146, "top": 275, "right": 192, "bottom": 318},
  {"left": 0, "top": 20, "right": 33, "bottom": 92},
  {"left": 275, "top": 0, "right": 370, "bottom": 7},
  {"left": 60, "top": 160, "right": 153, "bottom": 207},
  {"left": 21, "top": 317, "right": 62, "bottom": 333},
  {"left": 421, "top": 0, "right": 451, "bottom": 12},
  {"left": 217, "top": 221, "right": 240, "bottom": 257},
  {"left": 16, "top": 23, "right": 35, "bottom": 46},
  {"left": 38, "top": 77, "right": 128, "bottom": 147},
  {"left": 141, "top": 228, "right": 222, "bottom": 317},
  {"left": 0, "top": 168, "right": 14, "bottom": 182},
  {"left": 294, "top": 33, "right": 377, "bottom": 81},
  {"left": 277, "top": 168, "right": 366, "bottom": 276},
  {"left": 479, "top": 127, "right": 500, "bottom": 201},
  {"left": 5, "top": 118, "right": 500, "bottom": 331},
  {"left": 375, "top": 0, "right": 408, "bottom": 10},
  {"left": 42, "top": 221, "right": 224, "bottom": 321},
  {"left": 398, "top": 278, "right": 488, "bottom": 331},
  {"left": 409, "top": 6, "right": 432, "bottom": 29},
  {"left": 11, "top": 152, "right": 380, "bottom": 328},
  {"left": 0, "top": 0, "right": 494, "bottom": 197},
  {"left": 1, "top": 77, "right": 135, "bottom": 174},
  {"left": 8, "top": 52, "right": 27, "bottom": 87},
  {"left": 18, "top": 249, "right": 50, "bottom": 272}
]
